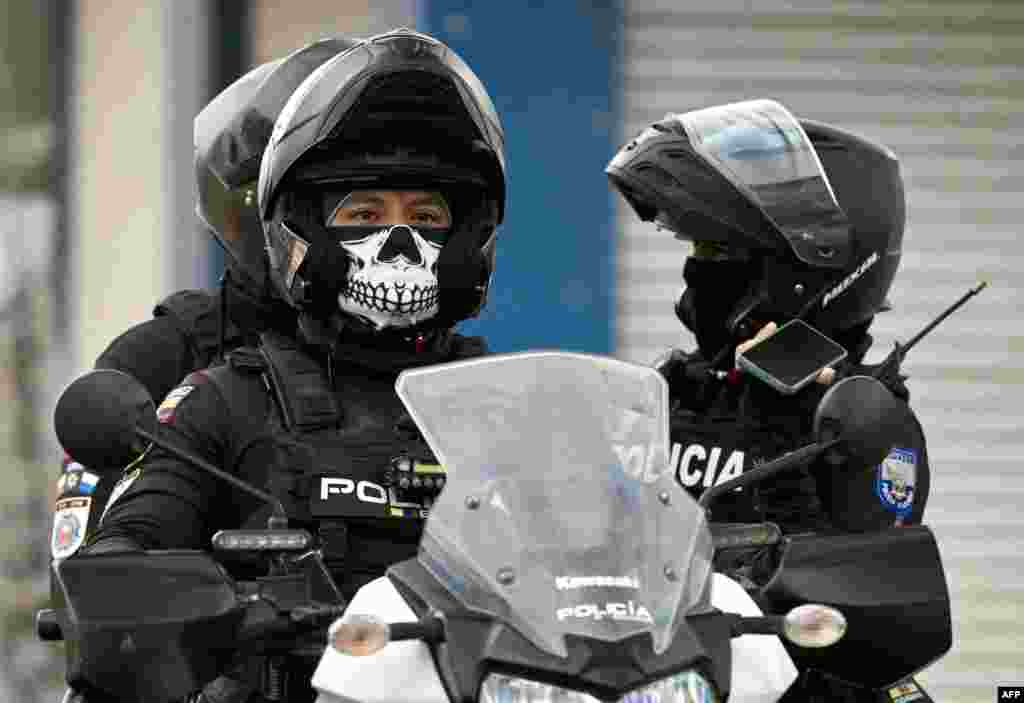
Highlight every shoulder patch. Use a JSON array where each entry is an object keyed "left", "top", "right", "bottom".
[
  {"left": 157, "top": 385, "right": 195, "bottom": 423},
  {"left": 78, "top": 471, "right": 100, "bottom": 494},
  {"left": 875, "top": 447, "right": 917, "bottom": 520},
  {"left": 58, "top": 468, "right": 101, "bottom": 497},
  {"left": 51, "top": 496, "right": 92, "bottom": 559}
]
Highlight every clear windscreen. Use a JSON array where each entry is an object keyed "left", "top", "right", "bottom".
[
  {"left": 396, "top": 352, "right": 713, "bottom": 658},
  {"left": 678, "top": 99, "right": 852, "bottom": 267}
]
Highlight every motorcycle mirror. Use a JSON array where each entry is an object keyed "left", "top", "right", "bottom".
[
  {"left": 54, "top": 369, "right": 156, "bottom": 472},
  {"left": 701, "top": 375, "right": 907, "bottom": 512},
  {"left": 813, "top": 375, "right": 910, "bottom": 469},
  {"left": 54, "top": 370, "right": 292, "bottom": 528}
]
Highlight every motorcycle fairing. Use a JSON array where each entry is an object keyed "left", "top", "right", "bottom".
[
  {"left": 315, "top": 568, "right": 796, "bottom": 703},
  {"left": 758, "top": 525, "right": 951, "bottom": 690},
  {"left": 311, "top": 574, "right": 449, "bottom": 703}
]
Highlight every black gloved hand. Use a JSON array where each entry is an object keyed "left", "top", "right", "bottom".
[{"left": 651, "top": 347, "right": 706, "bottom": 389}]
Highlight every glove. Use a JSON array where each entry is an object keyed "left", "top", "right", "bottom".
[{"left": 651, "top": 347, "right": 712, "bottom": 392}]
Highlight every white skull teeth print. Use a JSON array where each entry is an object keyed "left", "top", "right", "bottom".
[
  {"left": 337, "top": 225, "right": 442, "bottom": 330},
  {"left": 344, "top": 279, "right": 439, "bottom": 315}
]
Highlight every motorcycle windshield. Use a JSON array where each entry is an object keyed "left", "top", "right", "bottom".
[
  {"left": 679, "top": 99, "right": 852, "bottom": 268},
  {"left": 396, "top": 352, "right": 713, "bottom": 658}
]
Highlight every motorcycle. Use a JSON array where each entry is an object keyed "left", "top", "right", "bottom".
[{"left": 39, "top": 352, "right": 951, "bottom": 702}]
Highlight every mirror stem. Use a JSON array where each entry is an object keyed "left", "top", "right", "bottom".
[
  {"left": 134, "top": 427, "right": 289, "bottom": 528},
  {"left": 698, "top": 438, "right": 839, "bottom": 511}
]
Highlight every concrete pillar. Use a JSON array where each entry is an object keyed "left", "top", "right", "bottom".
[{"left": 69, "top": 1, "right": 209, "bottom": 374}]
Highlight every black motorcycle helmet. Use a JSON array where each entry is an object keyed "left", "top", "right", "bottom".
[
  {"left": 257, "top": 28, "right": 506, "bottom": 334},
  {"left": 194, "top": 36, "right": 359, "bottom": 293},
  {"left": 606, "top": 99, "right": 905, "bottom": 359}
]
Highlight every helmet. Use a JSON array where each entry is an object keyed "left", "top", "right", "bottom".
[
  {"left": 194, "top": 37, "right": 359, "bottom": 291},
  {"left": 606, "top": 99, "right": 905, "bottom": 351},
  {"left": 257, "top": 28, "right": 506, "bottom": 333}
]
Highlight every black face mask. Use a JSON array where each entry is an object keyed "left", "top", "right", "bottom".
[{"left": 676, "top": 257, "right": 760, "bottom": 359}]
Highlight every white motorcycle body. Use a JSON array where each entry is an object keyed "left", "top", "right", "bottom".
[{"left": 312, "top": 573, "right": 797, "bottom": 703}]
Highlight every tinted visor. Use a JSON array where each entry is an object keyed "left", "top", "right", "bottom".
[
  {"left": 678, "top": 100, "right": 852, "bottom": 267},
  {"left": 195, "top": 165, "right": 265, "bottom": 286}
]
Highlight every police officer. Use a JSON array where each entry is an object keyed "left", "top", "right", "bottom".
[
  {"left": 605, "top": 99, "right": 929, "bottom": 534},
  {"left": 81, "top": 28, "right": 506, "bottom": 702},
  {"left": 607, "top": 99, "right": 935, "bottom": 703},
  {"left": 49, "top": 38, "right": 361, "bottom": 564},
  {"left": 52, "top": 37, "right": 370, "bottom": 703}
]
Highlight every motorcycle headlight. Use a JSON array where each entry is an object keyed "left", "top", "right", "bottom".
[{"left": 478, "top": 670, "right": 718, "bottom": 703}]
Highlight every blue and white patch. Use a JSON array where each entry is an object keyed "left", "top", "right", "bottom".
[
  {"left": 51, "top": 497, "right": 92, "bottom": 559},
  {"left": 58, "top": 469, "right": 101, "bottom": 496},
  {"left": 875, "top": 447, "right": 917, "bottom": 517},
  {"left": 78, "top": 471, "right": 100, "bottom": 495}
]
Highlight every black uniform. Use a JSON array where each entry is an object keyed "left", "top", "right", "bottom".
[
  {"left": 88, "top": 329, "right": 485, "bottom": 598},
  {"left": 663, "top": 351, "right": 930, "bottom": 534},
  {"left": 53, "top": 281, "right": 297, "bottom": 548}
]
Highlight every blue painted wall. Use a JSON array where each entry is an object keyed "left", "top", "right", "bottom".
[{"left": 419, "top": 1, "right": 622, "bottom": 353}]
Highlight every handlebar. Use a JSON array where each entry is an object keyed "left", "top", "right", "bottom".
[{"left": 710, "top": 522, "right": 781, "bottom": 551}]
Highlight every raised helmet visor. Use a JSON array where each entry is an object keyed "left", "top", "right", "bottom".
[
  {"left": 258, "top": 28, "right": 506, "bottom": 225},
  {"left": 608, "top": 99, "right": 853, "bottom": 269}
]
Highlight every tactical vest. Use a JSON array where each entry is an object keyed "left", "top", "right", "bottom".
[
  {"left": 211, "top": 330, "right": 486, "bottom": 598},
  {"left": 670, "top": 399, "right": 824, "bottom": 529},
  {"left": 669, "top": 362, "right": 929, "bottom": 532}
]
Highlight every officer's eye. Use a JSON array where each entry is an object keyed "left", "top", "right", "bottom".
[
  {"left": 354, "top": 209, "right": 381, "bottom": 223},
  {"left": 409, "top": 208, "right": 447, "bottom": 227},
  {"left": 330, "top": 208, "right": 380, "bottom": 226}
]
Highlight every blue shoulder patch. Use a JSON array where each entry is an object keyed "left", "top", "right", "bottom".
[{"left": 875, "top": 447, "right": 917, "bottom": 519}]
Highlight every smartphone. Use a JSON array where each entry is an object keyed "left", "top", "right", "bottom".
[{"left": 736, "top": 319, "right": 848, "bottom": 395}]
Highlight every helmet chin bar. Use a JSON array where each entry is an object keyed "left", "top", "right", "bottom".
[
  {"left": 702, "top": 265, "right": 841, "bottom": 371},
  {"left": 336, "top": 225, "right": 443, "bottom": 331}
]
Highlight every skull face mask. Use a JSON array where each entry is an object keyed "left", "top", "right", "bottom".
[{"left": 336, "top": 224, "right": 444, "bottom": 329}]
